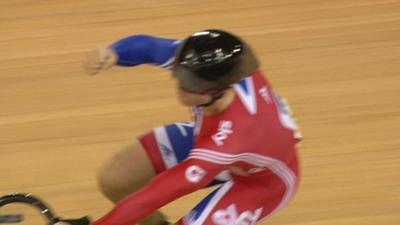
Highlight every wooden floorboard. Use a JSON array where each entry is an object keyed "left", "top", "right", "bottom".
[{"left": 1, "top": 0, "right": 399, "bottom": 224}]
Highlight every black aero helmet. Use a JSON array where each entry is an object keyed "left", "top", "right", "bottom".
[{"left": 173, "top": 29, "right": 259, "bottom": 94}]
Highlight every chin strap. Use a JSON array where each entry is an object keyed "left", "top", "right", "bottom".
[{"left": 198, "top": 91, "right": 225, "bottom": 107}]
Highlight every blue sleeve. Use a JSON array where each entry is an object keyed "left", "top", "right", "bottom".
[{"left": 110, "top": 35, "right": 180, "bottom": 68}]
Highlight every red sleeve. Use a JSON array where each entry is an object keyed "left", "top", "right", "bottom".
[{"left": 91, "top": 158, "right": 227, "bottom": 225}]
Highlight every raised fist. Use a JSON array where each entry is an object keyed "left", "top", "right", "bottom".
[{"left": 84, "top": 47, "right": 118, "bottom": 75}]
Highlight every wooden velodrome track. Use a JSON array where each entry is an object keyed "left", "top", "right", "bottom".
[{"left": 1, "top": 0, "right": 399, "bottom": 224}]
